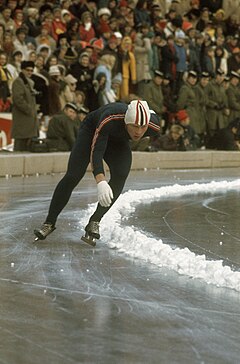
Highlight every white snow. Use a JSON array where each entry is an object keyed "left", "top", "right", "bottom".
[{"left": 80, "top": 180, "right": 240, "bottom": 292}]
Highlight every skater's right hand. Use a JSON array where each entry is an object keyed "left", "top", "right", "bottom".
[{"left": 97, "top": 181, "right": 113, "bottom": 207}]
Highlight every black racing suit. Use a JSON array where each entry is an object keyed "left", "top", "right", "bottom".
[{"left": 45, "top": 102, "right": 160, "bottom": 225}]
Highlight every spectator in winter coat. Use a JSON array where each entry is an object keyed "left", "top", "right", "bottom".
[
  {"left": 175, "top": 109, "right": 201, "bottom": 150},
  {"left": 226, "top": 71, "right": 240, "bottom": 121},
  {"left": 205, "top": 68, "right": 229, "bottom": 137},
  {"left": 47, "top": 102, "right": 79, "bottom": 151},
  {"left": 11, "top": 60, "right": 38, "bottom": 151},
  {"left": 177, "top": 70, "right": 199, "bottom": 134},
  {"left": 141, "top": 70, "right": 164, "bottom": 117}
]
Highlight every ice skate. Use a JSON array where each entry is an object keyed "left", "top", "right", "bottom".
[
  {"left": 34, "top": 223, "right": 56, "bottom": 242},
  {"left": 81, "top": 221, "right": 100, "bottom": 247}
]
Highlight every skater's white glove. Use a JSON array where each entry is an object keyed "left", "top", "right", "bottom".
[{"left": 97, "top": 181, "right": 113, "bottom": 207}]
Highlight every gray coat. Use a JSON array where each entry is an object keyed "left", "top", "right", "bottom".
[
  {"left": 11, "top": 73, "right": 38, "bottom": 139},
  {"left": 177, "top": 82, "right": 199, "bottom": 133},
  {"left": 205, "top": 80, "right": 228, "bottom": 133},
  {"left": 226, "top": 83, "right": 240, "bottom": 122}
]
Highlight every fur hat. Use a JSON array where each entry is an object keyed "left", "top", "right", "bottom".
[{"left": 21, "top": 61, "right": 35, "bottom": 70}]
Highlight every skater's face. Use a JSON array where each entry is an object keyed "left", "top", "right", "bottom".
[{"left": 126, "top": 124, "right": 148, "bottom": 141}]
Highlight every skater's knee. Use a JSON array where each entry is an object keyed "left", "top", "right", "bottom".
[{"left": 63, "top": 173, "right": 82, "bottom": 187}]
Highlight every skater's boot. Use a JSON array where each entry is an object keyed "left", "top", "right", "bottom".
[
  {"left": 34, "top": 222, "right": 56, "bottom": 241},
  {"left": 81, "top": 221, "right": 100, "bottom": 247}
]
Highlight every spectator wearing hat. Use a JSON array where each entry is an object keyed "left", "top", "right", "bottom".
[
  {"left": 226, "top": 71, "right": 240, "bottom": 121},
  {"left": 59, "top": 73, "right": 77, "bottom": 109},
  {"left": 177, "top": 70, "right": 199, "bottom": 134},
  {"left": 141, "top": 70, "right": 164, "bottom": 119},
  {"left": 78, "top": 105, "right": 89, "bottom": 122},
  {"left": 46, "top": 102, "right": 79, "bottom": 151},
  {"left": 11, "top": 60, "right": 38, "bottom": 151},
  {"left": 79, "top": 11, "right": 96, "bottom": 43},
  {"left": 118, "top": 36, "right": 137, "bottom": 100},
  {"left": 48, "top": 65, "right": 62, "bottom": 116},
  {"left": 175, "top": 109, "right": 201, "bottom": 150},
  {"left": 69, "top": 51, "right": 94, "bottom": 109},
  {"left": 96, "top": 7, "right": 111, "bottom": 37},
  {"left": 205, "top": 68, "right": 229, "bottom": 138},
  {"left": 194, "top": 71, "right": 210, "bottom": 145}
]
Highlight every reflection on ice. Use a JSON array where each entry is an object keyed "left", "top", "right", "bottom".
[{"left": 80, "top": 180, "right": 240, "bottom": 292}]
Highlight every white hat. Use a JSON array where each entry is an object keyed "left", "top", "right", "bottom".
[
  {"left": 124, "top": 100, "right": 150, "bottom": 126},
  {"left": 64, "top": 74, "right": 77, "bottom": 84},
  {"left": 114, "top": 31, "right": 123, "bottom": 39},
  {"left": 98, "top": 7, "right": 111, "bottom": 17},
  {"left": 49, "top": 65, "right": 61, "bottom": 76}
]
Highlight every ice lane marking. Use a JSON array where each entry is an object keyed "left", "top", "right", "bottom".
[
  {"left": 1, "top": 277, "right": 240, "bottom": 317},
  {"left": 161, "top": 198, "right": 240, "bottom": 267},
  {"left": 0, "top": 325, "right": 76, "bottom": 363},
  {"left": 203, "top": 196, "right": 240, "bottom": 243}
]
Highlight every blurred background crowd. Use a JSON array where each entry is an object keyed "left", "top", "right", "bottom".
[{"left": 0, "top": 0, "right": 240, "bottom": 152}]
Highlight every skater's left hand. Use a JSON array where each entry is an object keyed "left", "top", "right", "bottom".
[{"left": 97, "top": 181, "right": 113, "bottom": 207}]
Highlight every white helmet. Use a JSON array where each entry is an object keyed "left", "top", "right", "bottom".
[{"left": 124, "top": 100, "right": 150, "bottom": 126}]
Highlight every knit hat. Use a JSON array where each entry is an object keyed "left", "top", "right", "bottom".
[
  {"left": 124, "top": 100, "right": 150, "bottom": 126},
  {"left": 177, "top": 109, "right": 189, "bottom": 121}
]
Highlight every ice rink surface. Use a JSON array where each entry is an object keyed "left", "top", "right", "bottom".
[{"left": 0, "top": 168, "right": 240, "bottom": 364}]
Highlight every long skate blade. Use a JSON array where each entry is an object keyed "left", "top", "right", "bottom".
[{"left": 81, "top": 235, "right": 96, "bottom": 247}]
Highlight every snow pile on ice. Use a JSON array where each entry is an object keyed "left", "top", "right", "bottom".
[{"left": 80, "top": 180, "right": 240, "bottom": 292}]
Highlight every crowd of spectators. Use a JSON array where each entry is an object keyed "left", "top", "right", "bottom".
[{"left": 0, "top": 0, "right": 240, "bottom": 152}]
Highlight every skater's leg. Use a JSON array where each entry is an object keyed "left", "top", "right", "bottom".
[
  {"left": 89, "top": 142, "right": 132, "bottom": 223},
  {"left": 45, "top": 131, "right": 92, "bottom": 225}
]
